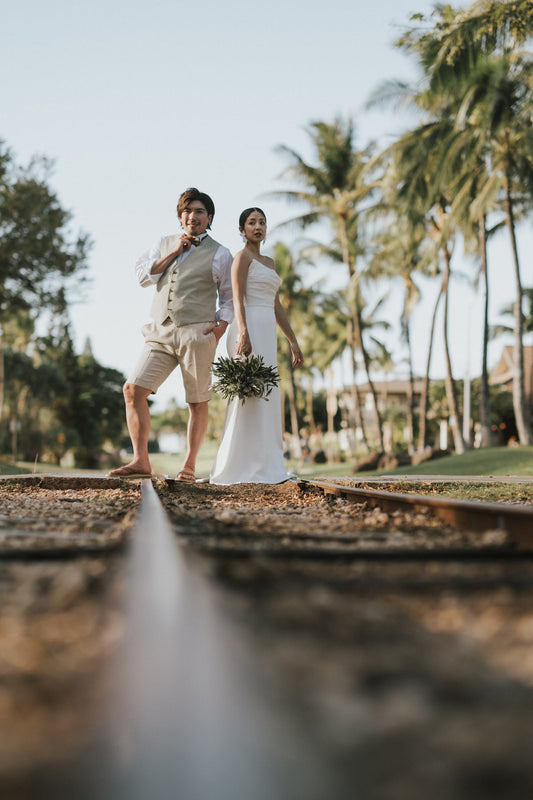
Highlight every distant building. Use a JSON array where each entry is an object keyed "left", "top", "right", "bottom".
[
  {"left": 338, "top": 377, "right": 426, "bottom": 451},
  {"left": 489, "top": 344, "right": 533, "bottom": 420}
]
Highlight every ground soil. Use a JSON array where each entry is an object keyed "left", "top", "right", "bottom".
[
  {"left": 1, "top": 476, "right": 533, "bottom": 799},
  {"left": 159, "top": 480, "right": 533, "bottom": 799}
]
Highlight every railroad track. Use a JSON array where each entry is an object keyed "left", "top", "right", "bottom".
[
  {"left": 300, "top": 478, "right": 533, "bottom": 551},
  {"left": 159, "top": 476, "right": 533, "bottom": 563},
  {"left": 2, "top": 474, "right": 533, "bottom": 799}
]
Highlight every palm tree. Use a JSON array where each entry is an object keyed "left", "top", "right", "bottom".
[
  {"left": 455, "top": 52, "right": 533, "bottom": 443},
  {"left": 370, "top": 0, "right": 533, "bottom": 447},
  {"left": 315, "top": 285, "right": 393, "bottom": 456},
  {"left": 405, "top": 7, "right": 533, "bottom": 442},
  {"left": 270, "top": 117, "right": 386, "bottom": 450},
  {"left": 491, "top": 286, "right": 533, "bottom": 337},
  {"left": 273, "top": 241, "right": 318, "bottom": 447},
  {"left": 312, "top": 291, "right": 368, "bottom": 456},
  {"left": 396, "top": 1, "right": 533, "bottom": 85},
  {"left": 303, "top": 298, "right": 342, "bottom": 457},
  {"left": 367, "top": 201, "right": 430, "bottom": 453},
  {"left": 375, "top": 118, "right": 467, "bottom": 453},
  {"left": 441, "top": 139, "right": 496, "bottom": 447}
]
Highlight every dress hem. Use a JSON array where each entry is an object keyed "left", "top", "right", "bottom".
[{"left": 210, "top": 474, "right": 298, "bottom": 486}]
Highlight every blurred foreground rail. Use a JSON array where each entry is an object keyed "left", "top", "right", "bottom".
[{"left": 1, "top": 475, "right": 533, "bottom": 799}]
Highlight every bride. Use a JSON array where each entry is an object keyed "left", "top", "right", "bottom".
[{"left": 210, "top": 207, "right": 304, "bottom": 484}]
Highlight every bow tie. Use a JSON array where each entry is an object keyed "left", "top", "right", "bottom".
[{"left": 190, "top": 235, "right": 206, "bottom": 247}]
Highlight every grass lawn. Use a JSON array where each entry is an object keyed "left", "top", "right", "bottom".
[
  {"left": 3, "top": 444, "right": 532, "bottom": 479},
  {"left": 295, "top": 445, "right": 533, "bottom": 479},
  {"left": 369, "top": 445, "right": 533, "bottom": 478}
]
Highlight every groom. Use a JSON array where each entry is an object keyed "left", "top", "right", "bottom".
[{"left": 109, "top": 187, "right": 233, "bottom": 481}]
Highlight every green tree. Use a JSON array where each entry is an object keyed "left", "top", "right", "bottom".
[
  {"left": 1, "top": 349, "right": 67, "bottom": 461},
  {"left": 0, "top": 141, "right": 91, "bottom": 418},
  {"left": 369, "top": 0, "right": 533, "bottom": 449},
  {"left": 271, "top": 117, "right": 386, "bottom": 449},
  {"left": 374, "top": 116, "right": 467, "bottom": 453},
  {"left": 313, "top": 286, "right": 392, "bottom": 456},
  {"left": 394, "top": 2, "right": 533, "bottom": 443},
  {"left": 492, "top": 286, "right": 533, "bottom": 337},
  {"left": 455, "top": 52, "right": 533, "bottom": 443},
  {"left": 371, "top": 235, "right": 423, "bottom": 452},
  {"left": 274, "top": 241, "right": 318, "bottom": 445},
  {"left": 37, "top": 324, "right": 126, "bottom": 468}
]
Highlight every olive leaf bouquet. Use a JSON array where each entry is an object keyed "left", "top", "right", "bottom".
[{"left": 212, "top": 355, "right": 280, "bottom": 405}]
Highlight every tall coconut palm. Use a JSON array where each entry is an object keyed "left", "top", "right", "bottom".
[
  {"left": 367, "top": 213, "right": 425, "bottom": 453},
  {"left": 270, "top": 117, "right": 386, "bottom": 451},
  {"left": 396, "top": 0, "right": 533, "bottom": 86},
  {"left": 490, "top": 286, "right": 533, "bottom": 339},
  {"left": 396, "top": 3, "right": 533, "bottom": 442},
  {"left": 454, "top": 53, "right": 533, "bottom": 443},
  {"left": 376, "top": 117, "right": 466, "bottom": 453},
  {"left": 443, "top": 139, "right": 507, "bottom": 447},
  {"left": 313, "top": 294, "right": 356, "bottom": 457},
  {"left": 370, "top": 0, "right": 533, "bottom": 448},
  {"left": 273, "top": 241, "right": 318, "bottom": 445},
  {"left": 315, "top": 285, "right": 392, "bottom": 455}
]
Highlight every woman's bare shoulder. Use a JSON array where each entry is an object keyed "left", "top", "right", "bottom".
[{"left": 232, "top": 249, "right": 254, "bottom": 270}]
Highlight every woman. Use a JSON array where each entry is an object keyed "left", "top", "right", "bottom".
[{"left": 210, "top": 207, "right": 303, "bottom": 484}]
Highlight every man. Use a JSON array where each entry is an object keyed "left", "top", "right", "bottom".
[{"left": 109, "top": 187, "right": 233, "bottom": 481}]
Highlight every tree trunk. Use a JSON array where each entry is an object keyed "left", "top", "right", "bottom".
[
  {"left": 287, "top": 364, "right": 301, "bottom": 456},
  {"left": 350, "top": 379, "right": 369, "bottom": 453},
  {"left": 504, "top": 172, "right": 532, "bottom": 444},
  {"left": 404, "top": 315, "right": 416, "bottom": 455},
  {"left": 341, "top": 223, "right": 370, "bottom": 454},
  {"left": 0, "top": 339, "right": 4, "bottom": 423},
  {"left": 355, "top": 307, "right": 384, "bottom": 452},
  {"left": 326, "top": 366, "right": 337, "bottom": 463},
  {"left": 418, "top": 283, "right": 443, "bottom": 451},
  {"left": 306, "top": 379, "right": 315, "bottom": 431},
  {"left": 442, "top": 247, "right": 465, "bottom": 454},
  {"left": 353, "top": 383, "right": 368, "bottom": 453},
  {"left": 347, "top": 321, "right": 369, "bottom": 453},
  {"left": 479, "top": 215, "right": 493, "bottom": 447}
]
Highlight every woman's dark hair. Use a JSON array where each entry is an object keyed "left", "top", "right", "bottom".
[
  {"left": 239, "top": 207, "right": 267, "bottom": 229},
  {"left": 177, "top": 187, "right": 215, "bottom": 228}
]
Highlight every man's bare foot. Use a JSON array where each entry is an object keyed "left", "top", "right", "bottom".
[{"left": 108, "top": 462, "right": 152, "bottom": 478}]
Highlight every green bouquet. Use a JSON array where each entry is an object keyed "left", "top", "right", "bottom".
[{"left": 212, "top": 355, "right": 280, "bottom": 404}]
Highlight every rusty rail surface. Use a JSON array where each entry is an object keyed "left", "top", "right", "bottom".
[{"left": 300, "top": 478, "right": 533, "bottom": 550}]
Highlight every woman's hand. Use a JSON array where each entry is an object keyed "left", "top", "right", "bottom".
[
  {"left": 290, "top": 341, "right": 304, "bottom": 368},
  {"left": 235, "top": 331, "right": 252, "bottom": 357}
]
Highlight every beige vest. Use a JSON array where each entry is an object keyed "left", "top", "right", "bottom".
[{"left": 150, "top": 234, "right": 220, "bottom": 327}]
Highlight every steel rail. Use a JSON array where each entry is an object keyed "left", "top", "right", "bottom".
[
  {"left": 299, "top": 478, "right": 533, "bottom": 549},
  {"left": 77, "top": 478, "right": 313, "bottom": 800}
]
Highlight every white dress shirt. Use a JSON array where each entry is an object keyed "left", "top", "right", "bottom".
[{"left": 135, "top": 233, "right": 234, "bottom": 324}]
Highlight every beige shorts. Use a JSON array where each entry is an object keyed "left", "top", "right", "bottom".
[{"left": 128, "top": 319, "right": 217, "bottom": 403}]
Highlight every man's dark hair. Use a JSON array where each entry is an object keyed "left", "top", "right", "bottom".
[{"left": 177, "top": 187, "right": 215, "bottom": 228}]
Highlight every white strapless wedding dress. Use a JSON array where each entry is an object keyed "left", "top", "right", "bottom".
[{"left": 210, "top": 260, "right": 294, "bottom": 484}]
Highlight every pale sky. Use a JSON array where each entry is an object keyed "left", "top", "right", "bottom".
[{"left": 2, "top": 0, "right": 531, "bottom": 410}]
